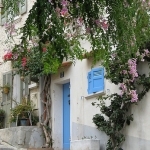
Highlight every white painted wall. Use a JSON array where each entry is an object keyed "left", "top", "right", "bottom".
[
  {"left": 51, "top": 52, "right": 150, "bottom": 150},
  {"left": 51, "top": 58, "right": 119, "bottom": 150}
]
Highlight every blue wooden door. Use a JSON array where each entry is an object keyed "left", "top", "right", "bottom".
[{"left": 63, "top": 83, "right": 70, "bottom": 150}]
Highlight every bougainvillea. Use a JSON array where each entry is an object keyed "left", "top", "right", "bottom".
[
  {"left": 93, "top": 47, "right": 150, "bottom": 149},
  {"left": 3, "top": 51, "right": 13, "bottom": 61},
  {"left": 2, "top": 0, "right": 150, "bottom": 149}
]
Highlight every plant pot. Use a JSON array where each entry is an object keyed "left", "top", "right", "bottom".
[
  {"left": 20, "top": 76, "right": 25, "bottom": 81},
  {"left": 3, "top": 87, "right": 9, "bottom": 94},
  {"left": 20, "top": 118, "right": 28, "bottom": 126}
]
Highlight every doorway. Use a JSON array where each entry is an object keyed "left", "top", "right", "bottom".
[{"left": 63, "top": 83, "right": 70, "bottom": 150}]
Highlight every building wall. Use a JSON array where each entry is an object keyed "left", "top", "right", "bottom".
[
  {"left": 51, "top": 57, "right": 119, "bottom": 150},
  {"left": 122, "top": 61, "right": 150, "bottom": 150},
  {"left": 0, "top": 0, "right": 39, "bottom": 127},
  {"left": 0, "top": 0, "right": 35, "bottom": 97},
  {"left": 51, "top": 55, "right": 150, "bottom": 150}
]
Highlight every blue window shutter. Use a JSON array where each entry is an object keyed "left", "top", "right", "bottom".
[
  {"left": 87, "top": 71, "right": 93, "bottom": 94},
  {"left": 92, "top": 67, "right": 104, "bottom": 93}
]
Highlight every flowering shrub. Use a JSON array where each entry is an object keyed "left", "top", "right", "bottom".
[
  {"left": 11, "top": 45, "right": 44, "bottom": 77},
  {"left": 3, "top": 51, "right": 13, "bottom": 61},
  {"left": 93, "top": 48, "right": 150, "bottom": 150}
]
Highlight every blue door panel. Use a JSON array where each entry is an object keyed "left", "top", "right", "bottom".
[{"left": 63, "top": 83, "right": 70, "bottom": 150}]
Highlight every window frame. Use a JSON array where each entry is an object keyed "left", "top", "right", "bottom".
[{"left": 0, "top": 0, "right": 27, "bottom": 25}]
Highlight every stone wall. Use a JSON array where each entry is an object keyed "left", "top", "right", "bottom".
[{"left": 0, "top": 126, "right": 45, "bottom": 148}]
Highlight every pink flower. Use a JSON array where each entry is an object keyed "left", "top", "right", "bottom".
[
  {"left": 120, "top": 83, "right": 127, "bottom": 96},
  {"left": 77, "top": 17, "right": 83, "bottom": 26},
  {"left": 95, "top": 19, "right": 100, "bottom": 26},
  {"left": 100, "top": 19, "right": 109, "bottom": 31},
  {"left": 122, "top": 70, "right": 127, "bottom": 74},
  {"left": 128, "top": 58, "right": 138, "bottom": 81},
  {"left": 61, "top": 0, "right": 68, "bottom": 7},
  {"left": 144, "top": 49, "right": 149, "bottom": 56},
  {"left": 21, "top": 57, "right": 27, "bottom": 67},
  {"left": 60, "top": 7, "right": 68, "bottom": 17},
  {"left": 129, "top": 90, "right": 138, "bottom": 102},
  {"left": 120, "top": 90, "right": 124, "bottom": 97},
  {"left": 86, "top": 27, "right": 91, "bottom": 33},
  {"left": 3, "top": 52, "right": 13, "bottom": 61},
  {"left": 120, "top": 83, "right": 127, "bottom": 91}
]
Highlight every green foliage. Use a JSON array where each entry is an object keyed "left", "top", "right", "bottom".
[
  {"left": 0, "top": 109, "right": 5, "bottom": 129},
  {"left": 12, "top": 45, "right": 44, "bottom": 77},
  {"left": 10, "top": 98, "right": 35, "bottom": 123},
  {"left": 0, "top": 108, "right": 5, "bottom": 116},
  {"left": 31, "top": 113, "right": 39, "bottom": 126},
  {"left": 3, "top": 0, "right": 150, "bottom": 77}
]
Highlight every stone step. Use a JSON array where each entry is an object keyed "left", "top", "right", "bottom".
[
  {"left": 0, "top": 145, "right": 27, "bottom": 150},
  {"left": 0, "top": 145, "right": 15, "bottom": 150},
  {"left": 0, "top": 145, "right": 16, "bottom": 150}
]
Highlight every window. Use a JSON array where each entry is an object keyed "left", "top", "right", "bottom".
[
  {"left": 87, "top": 67, "right": 104, "bottom": 94},
  {"left": 0, "top": 0, "right": 27, "bottom": 25}
]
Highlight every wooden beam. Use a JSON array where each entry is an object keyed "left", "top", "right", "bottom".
[{"left": 61, "top": 61, "right": 72, "bottom": 67}]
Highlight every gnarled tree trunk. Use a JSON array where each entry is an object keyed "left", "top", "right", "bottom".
[{"left": 40, "top": 75, "right": 53, "bottom": 148}]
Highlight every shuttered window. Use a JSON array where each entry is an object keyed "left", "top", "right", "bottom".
[
  {"left": 87, "top": 67, "right": 104, "bottom": 94},
  {"left": 0, "top": 0, "right": 27, "bottom": 25}
]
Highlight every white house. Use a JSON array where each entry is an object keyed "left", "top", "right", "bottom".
[{"left": 0, "top": 1, "right": 150, "bottom": 150}]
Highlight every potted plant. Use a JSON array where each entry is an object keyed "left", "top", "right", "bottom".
[
  {"left": 1, "top": 84, "right": 10, "bottom": 94},
  {"left": 10, "top": 98, "right": 34, "bottom": 126},
  {"left": 0, "top": 108, "right": 5, "bottom": 129}
]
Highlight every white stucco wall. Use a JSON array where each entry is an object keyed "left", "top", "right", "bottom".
[
  {"left": 51, "top": 57, "right": 119, "bottom": 150},
  {"left": 51, "top": 53, "right": 150, "bottom": 150}
]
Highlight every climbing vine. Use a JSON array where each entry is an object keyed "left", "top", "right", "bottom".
[
  {"left": 92, "top": 46, "right": 150, "bottom": 150},
  {"left": 2, "top": 0, "right": 150, "bottom": 149}
]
